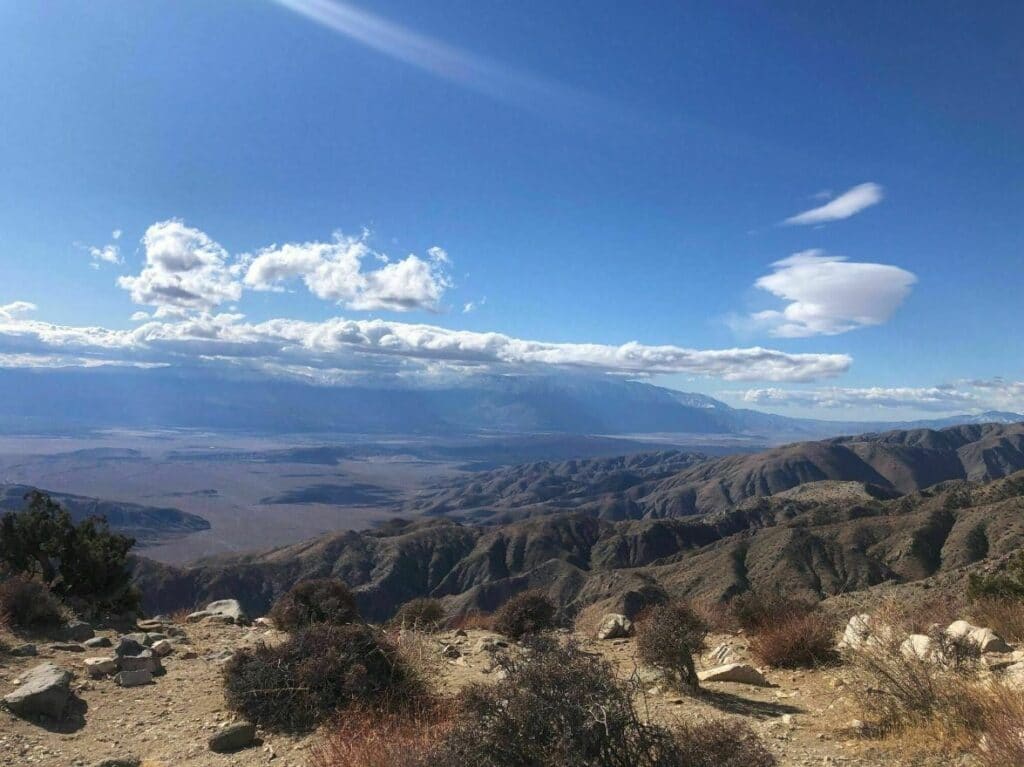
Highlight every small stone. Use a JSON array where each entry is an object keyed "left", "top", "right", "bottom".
[
  {"left": 118, "top": 651, "right": 162, "bottom": 674},
  {"left": 114, "top": 637, "right": 146, "bottom": 658},
  {"left": 150, "top": 640, "right": 174, "bottom": 657},
  {"left": 89, "top": 758, "right": 141, "bottom": 767},
  {"left": 84, "top": 636, "right": 113, "bottom": 649},
  {"left": 50, "top": 643, "right": 85, "bottom": 653},
  {"left": 9, "top": 643, "right": 37, "bottom": 657},
  {"left": 208, "top": 721, "right": 257, "bottom": 752},
  {"left": 60, "top": 620, "right": 95, "bottom": 642},
  {"left": 84, "top": 657, "right": 118, "bottom": 678}
]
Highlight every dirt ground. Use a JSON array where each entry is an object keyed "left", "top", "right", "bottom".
[{"left": 0, "top": 620, "right": 964, "bottom": 767}]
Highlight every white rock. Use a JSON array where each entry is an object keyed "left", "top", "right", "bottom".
[
  {"left": 84, "top": 657, "right": 118, "bottom": 677},
  {"left": 698, "top": 663, "right": 769, "bottom": 686},
  {"left": 150, "top": 640, "right": 174, "bottom": 657},
  {"left": 204, "top": 599, "right": 249, "bottom": 625},
  {"left": 840, "top": 614, "right": 874, "bottom": 649},
  {"left": 900, "top": 634, "right": 939, "bottom": 662},
  {"left": 595, "top": 614, "right": 633, "bottom": 640},
  {"left": 945, "top": 620, "right": 1012, "bottom": 653}
]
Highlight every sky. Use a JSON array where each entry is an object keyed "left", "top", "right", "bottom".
[{"left": 0, "top": 0, "right": 1021, "bottom": 419}]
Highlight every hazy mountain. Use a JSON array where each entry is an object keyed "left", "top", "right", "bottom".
[
  {"left": 0, "top": 366, "right": 1016, "bottom": 441},
  {"left": 0, "top": 484, "right": 210, "bottom": 547}
]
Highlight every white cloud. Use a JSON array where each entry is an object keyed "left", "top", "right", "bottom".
[
  {"left": 783, "top": 182, "right": 884, "bottom": 225},
  {"left": 743, "top": 250, "right": 916, "bottom": 337},
  {"left": 83, "top": 229, "right": 124, "bottom": 267},
  {"left": 738, "top": 386, "right": 978, "bottom": 412},
  {"left": 244, "top": 232, "right": 452, "bottom": 312},
  {"left": 0, "top": 312, "right": 852, "bottom": 383},
  {"left": 0, "top": 301, "right": 37, "bottom": 320},
  {"left": 117, "top": 220, "right": 242, "bottom": 311}
]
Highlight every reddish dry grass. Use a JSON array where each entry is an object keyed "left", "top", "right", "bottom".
[
  {"left": 446, "top": 610, "right": 493, "bottom": 632},
  {"left": 749, "top": 611, "right": 837, "bottom": 668},
  {"left": 309, "top": 701, "right": 453, "bottom": 767},
  {"left": 969, "top": 597, "right": 1024, "bottom": 643}
]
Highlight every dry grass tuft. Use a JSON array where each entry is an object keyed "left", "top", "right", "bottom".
[
  {"left": 446, "top": 610, "right": 493, "bottom": 632},
  {"left": 969, "top": 597, "right": 1024, "bottom": 643},
  {"left": 749, "top": 611, "right": 837, "bottom": 668},
  {"left": 310, "top": 701, "right": 454, "bottom": 767},
  {"left": 973, "top": 681, "right": 1024, "bottom": 767}
]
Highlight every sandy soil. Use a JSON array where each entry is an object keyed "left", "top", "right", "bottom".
[{"left": 0, "top": 620, "right": 954, "bottom": 767}]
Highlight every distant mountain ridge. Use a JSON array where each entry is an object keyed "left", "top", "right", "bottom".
[
  {"left": 0, "top": 484, "right": 210, "bottom": 547},
  {"left": 0, "top": 366, "right": 1017, "bottom": 443},
  {"left": 133, "top": 422, "right": 1024, "bottom": 619}
]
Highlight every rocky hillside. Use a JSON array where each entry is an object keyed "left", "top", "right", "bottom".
[
  {"left": 407, "top": 422, "right": 1024, "bottom": 520},
  {"left": 134, "top": 464, "right": 1024, "bottom": 622}
]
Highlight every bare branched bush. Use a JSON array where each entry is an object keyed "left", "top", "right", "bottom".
[
  {"left": 392, "top": 598, "right": 445, "bottom": 631},
  {"left": 493, "top": 590, "right": 556, "bottom": 639},
  {"left": 223, "top": 623, "right": 424, "bottom": 733},
  {"left": 0, "top": 575, "right": 65, "bottom": 631},
  {"left": 268, "top": 578, "right": 359, "bottom": 632},
  {"left": 426, "top": 637, "right": 774, "bottom": 767},
  {"left": 749, "top": 610, "right": 837, "bottom": 668},
  {"left": 635, "top": 601, "right": 708, "bottom": 691}
]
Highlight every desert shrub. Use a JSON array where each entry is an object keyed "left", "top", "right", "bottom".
[
  {"left": 269, "top": 578, "right": 359, "bottom": 632},
  {"left": 729, "top": 591, "right": 815, "bottom": 632},
  {"left": 0, "top": 491, "right": 138, "bottom": 615},
  {"left": 493, "top": 590, "right": 556, "bottom": 639},
  {"left": 446, "top": 609, "right": 493, "bottom": 631},
  {"left": 426, "top": 637, "right": 773, "bottom": 767},
  {"left": 749, "top": 610, "right": 837, "bottom": 668},
  {"left": 968, "top": 551, "right": 1024, "bottom": 601},
  {"left": 847, "top": 627, "right": 984, "bottom": 734},
  {"left": 311, "top": 701, "right": 454, "bottom": 767},
  {"left": 635, "top": 601, "right": 708, "bottom": 691},
  {"left": 0, "top": 575, "right": 65, "bottom": 630},
  {"left": 970, "top": 596, "right": 1024, "bottom": 642},
  {"left": 671, "top": 719, "right": 776, "bottom": 767},
  {"left": 392, "top": 598, "right": 445, "bottom": 631},
  {"left": 223, "top": 623, "right": 423, "bottom": 733}
]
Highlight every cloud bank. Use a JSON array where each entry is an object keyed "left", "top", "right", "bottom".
[
  {"left": 0, "top": 312, "right": 851, "bottom": 383},
  {"left": 784, "top": 182, "right": 884, "bottom": 225},
  {"left": 744, "top": 250, "right": 916, "bottom": 337},
  {"left": 736, "top": 379, "right": 1024, "bottom": 414}
]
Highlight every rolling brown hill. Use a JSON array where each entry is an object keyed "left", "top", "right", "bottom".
[{"left": 133, "top": 423, "right": 1024, "bottom": 622}]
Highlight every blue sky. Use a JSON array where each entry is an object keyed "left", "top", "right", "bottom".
[{"left": 0, "top": 0, "right": 1021, "bottom": 418}]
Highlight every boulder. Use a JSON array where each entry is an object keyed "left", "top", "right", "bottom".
[
  {"left": 706, "top": 644, "right": 736, "bottom": 665},
  {"left": 900, "top": 634, "right": 938, "bottom": 662},
  {"left": 84, "top": 657, "right": 118, "bottom": 677},
  {"left": 114, "top": 637, "right": 146, "bottom": 658},
  {"left": 595, "top": 614, "right": 633, "bottom": 640},
  {"left": 840, "top": 614, "right": 874, "bottom": 649},
  {"left": 697, "top": 663, "right": 770, "bottom": 686},
  {"left": 3, "top": 662, "right": 72, "bottom": 718},
  {"left": 204, "top": 599, "right": 249, "bottom": 625},
  {"left": 84, "top": 636, "right": 113, "bottom": 649},
  {"left": 946, "top": 620, "right": 1012, "bottom": 653},
  {"left": 185, "top": 610, "right": 213, "bottom": 623},
  {"left": 208, "top": 721, "right": 257, "bottom": 752},
  {"left": 114, "top": 669, "right": 152, "bottom": 687},
  {"left": 60, "top": 620, "right": 95, "bottom": 642}
]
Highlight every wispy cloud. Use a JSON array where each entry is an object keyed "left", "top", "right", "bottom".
[
  {"left": 783, "top": 182, "right": 884, "bottom": 225},
  {"left": 270, "top": 0, "right": 614, "bottom": 120},
  {"left": 735, "top": 250, "right": 916, "bottom": 337}
]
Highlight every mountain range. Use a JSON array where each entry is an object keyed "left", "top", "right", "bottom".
[
  {"left": 0, "top": 366, "right": 1018, "bottom": 443},
  {"left": 133, "top": 422, "right": 1024, "bottom": 620}
]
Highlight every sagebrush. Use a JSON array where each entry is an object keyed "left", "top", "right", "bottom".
[
  {"left": 392, "top": 598, "right": 445, "bottom": 631},
  {"left": 635, "top": 601, "right": 708, "bottom": 691},
  {"left": 493, "top": 590, "right": 556, "bottom": 639},
  {"left": 269, "top": 578, "right": 359, "bottom": 631},
  {"left": 0, "top": 575, "right": 65, "bottom": 630}
]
